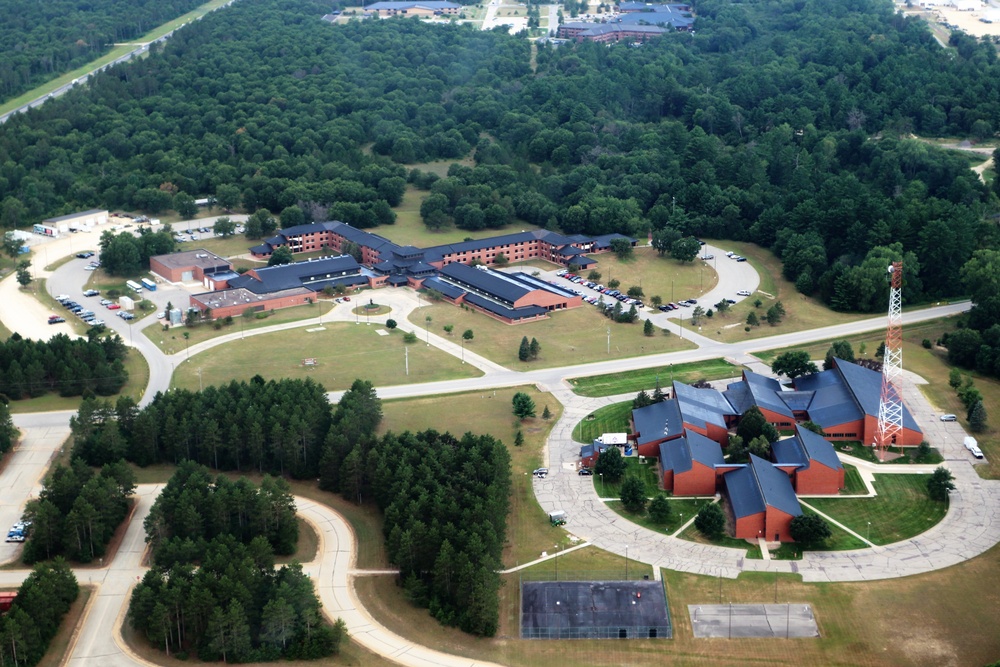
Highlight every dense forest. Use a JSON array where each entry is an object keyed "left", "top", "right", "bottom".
[
  {"left": 0, "top": 559, "right": 79, "bottom": 667},
  {"left": 143, "top": 461, "right": 298, "bottom": 567},
  {"left": 0, "top": 0, "right": 207, "bottom": 104},
  {"left": 22, "top": 458, "right": 135, "bottom": 563},
  {"left": 0, "top": 333, "right": 129, "bottom": 400},
  {"left": 130, "top": 463, "right": 343, "bottom": 661},
  {"left": 1, "top": 0, "right": 998, "bottom": 314},
  {"left": 70, "top": 377, "right": 332, "bottom": 476},
  {"left": 98, "top": 226, "right": 176, "bottom": 276}
]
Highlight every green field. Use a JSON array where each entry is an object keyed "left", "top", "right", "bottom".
[
  {"left": 567, "top": 358, "right": 743, "bottom": 397},
  {"left": 841, "top": 463, "right": 867, "bottom": 495},
  {"left": 379, "top": 385, "right": 563, "bottom": 568},
  {"left": 584, "top": 245, "right": 717, "bottom": 307},
  {"left": 807, "top": 474, "right": 947, "bottom": 546},
  {"left": 605, "top": 498, "right": 712, "bottom": 535},
  {"left": 409, "top": 302, "right": 695, "bottom": 370},
  {"left": 170, "top": 321, "right": 482, "bottom": 392},
  {"left": 572, "top": 401, "right": 632, "bottom": 444},
  {"left": 591, "top": 457, "right": 661, "bottom": 498},
  {"left": 142, "top": 300, "right": 334, "bottom": 353}
]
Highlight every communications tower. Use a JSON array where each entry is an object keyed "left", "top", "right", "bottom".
[{"left": 873, "top": 262, "right": 903, "bottom": 461}]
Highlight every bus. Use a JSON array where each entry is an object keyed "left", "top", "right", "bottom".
[
  {"left": 140, "top": 278, "right": 157, "bottom": 291},
  {"left": 126, "top": 280, "right": 143, "bottom": 294}
]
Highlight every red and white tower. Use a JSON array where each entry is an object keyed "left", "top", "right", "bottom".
[{"left": 874, "top": 262, "right": 903, "bottom": 461}]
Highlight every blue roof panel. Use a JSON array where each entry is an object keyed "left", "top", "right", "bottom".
[{"left": 632, "top": 399, "right": 683, "bottom": 448}]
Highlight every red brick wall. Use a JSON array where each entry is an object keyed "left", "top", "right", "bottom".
[
  {"left": 765, "top": 507, "right": 797, "bottom": 542},
  {"left": 191, "top": 293, "right": 313, "bottom": 320},
  {"left": 674, "top": 461, "right": 718, "bottom": 496},
  {"left": 683, "top": 421, "right": 729, "bottom": 447},
  {"left": 794, "top": 463, "right": 845, "bottom": 495},
  {"left": 758, "top": 407, "right": 795, "bottom": 430},
  {"left": 150, "top": 257, "right": 184, "bottom": 282},
  {"left": 660, "top": 467, "right": 675, "bottom": 492},
  {"left": 734, "top": 513, "right": 765, "bottom": 541}
]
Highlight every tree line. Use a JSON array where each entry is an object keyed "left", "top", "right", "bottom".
[
  {"left": 143, "top": 461, "right": 299, "bottom": 568},
  {"left": 22, "top": 458, "right": 135, "bottom": 564},
  {"left": 98, "top": 226, "right": 176, "bottom": 277},
  {"left": 0, "top": 400, "right": 15, "bottom": 455},
  {"left": 130, "top": 464, "right": 343, "bottom": 661},
  {"left": 69, "top": 377, "right": 332, "bottom": 477},
  {"left": 318, "top": 380, "right": 510, "bottom": 637},
  {"left": 0, "top": 559, "right": 79, "bottom": 667},
  {"left": 0, "top": 0, "right": 205, "bottom": 104},
  {"left": 0, "top": 333, "right": 129, "bottom": 400}
]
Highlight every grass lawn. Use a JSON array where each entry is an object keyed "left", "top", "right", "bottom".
[
  {"left": 835, "top": 441, "right": 943, "bottom": 466},
  {"left": 379, "top": 385, "right": 564, "bottom": 568},
  {"left": 841, "top": 464, "right": 867, "bottom": 495},
  {"left": 43, "top": 255, "right": 76, "bottom": 272},
  {"left": 591, "top": 458, "right": 661, "bottom": 498},
  {"left": 679, "top": 521, "right": 758, "bottom": 556},
  {"left": 698, "top": 240, "right": 872, "bottom": 343},
  {"left": 583, "top": 245, "right": 716, "bottom": 307},
  {"left": 8, "top": 346, "right": 149, "bottom": 414},
  {"left": 179, "top": 234, "right": 259, "bottom": 258},
  {"left": 170, "top": 322, "right": 482, "bottom": 392},
  {"left": 567, "top": 358, "right": 743, "bottom": 397},
  {"left": 605, "top": 498, "right": 713, "bottom": 535},
  {"left": 807, "top": 474, "right": 947, "bottom": 546},
  {"left": 572, "top": 401, "right": 632, "bottom": 444},
  {"left": 142, "top": 300, "right": 334, "bottom": 353},
  {"left": 378, "top": 184, "right": 542, "bottom": 248},
  {"left": 0, "top": 317, "right": 12, "bottom": 341},
  {"left": 35, "top": 586, "right": 92, "bottom": 667},
  {"left": 409, "top": 302, "right": 695, "bottom": 370}
]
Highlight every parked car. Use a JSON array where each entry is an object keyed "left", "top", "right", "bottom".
[
  {"left": 107, "top": 303, "right": 121, "bottom": 310},
  {"left": 578, "top": 468, "right": 593, "bottom": 476},
  {"left": 48, "top": 316, "right": 65, "bottom": 324},
  {"left": 532, "top": 468, "right": 548, "bottom": 478},
  {"left": 737, "top": 290, "right": 752, "bottom": 297},
  {"left": 940, "top": 414, "right": 957, "bottom": 422},
  {"left": 736, "top": 257, "right": 748, "bottom": 262},
  {"left": 83, "top": 289, "right": 100, "bottom": 297},
  {"left": 75, "top": 252, "right": 94, "bottom": 259},
  {"left": 701, "top": 254, "right": 714, "bottom": 260},
  {"left": 343, "top": 296, "right": 350, "bottom": 301},
  {"left": 55, "top": 293, "right": 69, "bottom": 301}
]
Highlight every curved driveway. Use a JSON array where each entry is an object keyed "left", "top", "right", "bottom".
[{"left": 0, "top": 233, "right": 993, "bottom": 666}]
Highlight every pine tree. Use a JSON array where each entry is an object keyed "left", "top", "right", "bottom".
[
  {"left": 518, "top": 336, "right": 530, "bottom": 362},
  {"left": 746, "top": 311, "right": 759, "bottom": 327},
  {"left": 643, "top": 318, "right": 654, "bottom": 336},
  {"left": 648, "top": 494, "right": 671, "bottom": 524},
  {"left": 529, "top": 337, "right": 540, "bottom": 359},
  {"left": 652, "top": 377, "right": 665, "bottom": 403},
  {"left": 542, "top": 405, "right": 552, "bottom": 420},
  {"left": 514, "top": 430, "right": 524, "bottom": 447},
  {"left": 969, "top": 400, "right": 988, "bottom": 433}
]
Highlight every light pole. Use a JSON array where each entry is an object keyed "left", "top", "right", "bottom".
[
  {"left": 607, "top": 327, "right": 610, "bottom": 355},
  {"left": 461, "top": 336, "right": 465, "bottom": 364},
  {"left": 599, "top": 473, "right": 603, "bottom": 495},
  {"left": 867, "top": 521, "right": 871, "bottom": 543},
  {"left": 624, "top": 545, "right": 629, "bottom": 581}
]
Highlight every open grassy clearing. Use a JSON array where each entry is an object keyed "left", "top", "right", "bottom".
[
  {"left": 43, "top": 255, "right": 76, "bottom": 272},
  {"left": 678, "top": 521, "right": 757, "bottom": 556},
  {"left": 572, "top": 401, "right": 632, "bottom": 444},
  {"left": 605, "top": 498, "right": 711, "bottom": 535},
  {"left": 807, "top": 474, "right": 947, "bottom": 546},
  {"left": 274, "top": 517, "right": 319, "bottom": 566},
  {"left": 379, "top": 184, "right": 543, "bottom": 248},
  {"left": 591, "top": 458, "right": 660, "bottom": 498},
  {"left": 409, "top": 301, "right": 695, "bottom": 370},
  {"left": 568, "top": 358, "right": 743, "bottom": 397},
  {"left": 0, "top": 318, "right": 12, "bottom": 341},
  {"left": 379, "top": 385, "right": 564, "bottom": 568},
  {"left": 841, "top": 464, "right": 867, "bottom": 495},
  {"left": 35, "top": 586, "right": 92, "bottom": 667},
  {"left": 142, "top": 300, "right": 334, "bottom": 353},
  {"left": 835, "top": 440, "right": 943, "bottom": 465},
  {"left": 176, "top": 234, "right": 259, "bottom": 258},
  {"left": 698, "top": 240, "right": 872, "bottom": 343},
  {"left": 170, "top": 322, "right": 481, "bottom": 392},
  {"left": 583, "top": 245, "right": 716, "bottom": 307},
  {"left": 8, "top": 345, "right": 149, "bottom": 414}
]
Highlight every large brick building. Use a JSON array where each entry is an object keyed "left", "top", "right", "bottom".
[{"left": 724, "top": 454, "right": 802, "bottom": 543}]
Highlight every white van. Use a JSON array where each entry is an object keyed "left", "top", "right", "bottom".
[
  {"left": 965, "top": 437, "right": 984, "bottom": 459},
  {"left": 940, "top": 414, "right": 957, "bottom": 422}
]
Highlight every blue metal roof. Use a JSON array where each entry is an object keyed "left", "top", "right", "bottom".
[
  {"left": 229, "top": 255, "right": 361, "bottom": 294},
  {"left": 750, "top": 454, "right": 802, "bottom": 517},
  {"left": 724, "top": 466, "right": 763, "bottom": 519},
  {"left": 770, "top": 438, "right": 808, "bottom": 467},
  {"left": 726, "top": 455, "right": 802, "bottom": 519},
  {"left": 439, "top": 263, "right": 531, "bottom": 305},
  {"left": 797, "top": 426, "right": 843, "bottom": 471},
  {"left": 420, "top": 277, "right": 466, "bottom": 300},
  {"left": 792, "top": 367, "right": 863, "bottom": 429},
  {"left": 830, "top": 358, "right": 921, "bottom": 432},
  {"left": 367, "top": 0, "right": 460, "bottom": 8},
  {"left": 745, "top": 372, "right": 795, "bottom": 419},
  {"left": 659, "top": 431, "right": 723, "bottom": 474},
  {"left": 632, "top": 399, "right": 684, "bottom": 448},
  {"left": 673, "top": 381, "right": 733, "bottom": 429},
  {"left": 463, "top": 293, "right": 547, "bottom": 320}
]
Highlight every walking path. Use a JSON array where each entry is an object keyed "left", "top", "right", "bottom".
[{"left": 0, "top": 233, "right": 997, "bottom": 665}]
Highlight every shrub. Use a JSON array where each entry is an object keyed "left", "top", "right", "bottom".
[
  {"left": 695, "top": 503, "right": 725, "bottom": 539},
  {"left": 402, "top": 331, "right": 417, "bottom": 343}
]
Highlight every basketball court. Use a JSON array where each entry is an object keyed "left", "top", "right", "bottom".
[{"left": 521, "top": 580, "right": 672, "bottom": 640}]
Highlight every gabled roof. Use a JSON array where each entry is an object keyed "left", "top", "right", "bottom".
[
  {"left": 724, "top": 371, "right": 794, "bottom": 419},
  {"left": 439, "top": 263, "right": 531, "bottom": 305},
  {"left": 659, "top": 431, "right": 724, "bottom": 475},
  {"left": 632, "top": 399, "right": 684, "bottom": 447},
  {"left": 797, "top": 426, "right": 843, "bottom": 471},
  {"left": 792, "top": 366, "right": 863, "bottom": 428},
  {"left": 43, "top": 208, "right": 107, "bottom": 223},
  {"left": 228, "top": 255, "right": 360, "bottom": 294},
  {"left": 673, "top": 381, "right": 734, "bottom": 429},
  {"left": 463, "top": 293, "right": 546, "bottom": 320},
  {"left": 829, "top": 358, "right": 921, "bottom": 431},
  {"left": 726, "top": 455, "right": 802, "bottom": 519},
  {"left": 420, "top": 277, "right": 466, "bottom": 300}
]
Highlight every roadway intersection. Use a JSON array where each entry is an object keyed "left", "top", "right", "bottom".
[{"left": 0, "top": 235, "right": 994, "bottom": 666}]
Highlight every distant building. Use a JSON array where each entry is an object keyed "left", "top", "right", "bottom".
[
  {"left": 558, "top": 2, "right": 694, "bottom": 43},
  {"left": 43, "top": 209, "right": 109, "bottom": 230},
  {"left": 149, "top": 249, "right": 236, "bottom": 289},
  {"left": 365, "top": 1, "right": 461, "bottom": 17}
]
